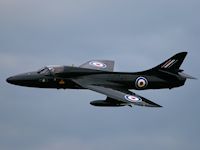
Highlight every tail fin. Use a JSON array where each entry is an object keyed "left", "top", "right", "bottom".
[
  {"left": 150, "top": 52, "right": 196, "bottom": 79},
  {"left": 153, "top": 52, "right": 187, "bottom": 72}
]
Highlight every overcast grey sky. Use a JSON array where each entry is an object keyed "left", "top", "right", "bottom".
[{"left": 0, "top": 0, "right": 200, "bottom": 150}]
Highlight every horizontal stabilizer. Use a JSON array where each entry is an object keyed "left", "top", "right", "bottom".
[{"left": 179, "top": 72, "right": 197, "bottom": 80}]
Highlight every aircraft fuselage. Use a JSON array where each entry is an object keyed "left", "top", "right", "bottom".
[
  {"left": 7, "top": 52, "right": 194, "bottom": 108},
  {"left": 7, "top": 66, "right": 186, "bottom": 90}
]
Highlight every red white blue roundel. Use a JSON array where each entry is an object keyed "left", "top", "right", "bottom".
[
  {"left": 124, "top": 95, "right": 142, "bottom": 102},
  {"left": 135, "top": 76, "right": 148, "bottom": 88},
  {"left": 89, "top": 61, "right": 107, "bottom": 68}
]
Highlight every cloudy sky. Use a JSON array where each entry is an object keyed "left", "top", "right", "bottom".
[{"left": 0, "top": 0, "right": 200, "bottom": 150}]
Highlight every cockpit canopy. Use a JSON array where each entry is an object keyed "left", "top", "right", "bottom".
[
  {"left": 37, "top": 66, "right": 64, "bottom": 75},
  {"left": 37, "top": 67, "right": 50, "bottom": 75}
]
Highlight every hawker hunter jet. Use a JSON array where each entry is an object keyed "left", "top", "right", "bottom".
[{"left": 7, "top": 52, "right": 195, "bottom": 108}]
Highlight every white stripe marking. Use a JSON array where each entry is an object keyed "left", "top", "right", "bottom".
[
  {"left": 163, "top": 59, "right": 176, "bottom": 68},
  {"left": 167, "top": 60, "right": 178, "bottom": 68},
  {"left": 161, "top": 60, "right": 172, "bottom": 68}
]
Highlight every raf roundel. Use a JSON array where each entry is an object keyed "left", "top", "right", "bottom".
[
  {"left": 135, "top": 76, "right": 148, "bottom": 89},
  {"left": 89, "top": 61, "right": 107, "bottom": 68},
  {"left": 124, "top": 95, "right": 142, "bottom": 102}
]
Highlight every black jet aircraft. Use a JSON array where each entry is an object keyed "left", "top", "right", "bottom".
[{"left": 7, "top": 52, "right": 195, "bottom": 107}]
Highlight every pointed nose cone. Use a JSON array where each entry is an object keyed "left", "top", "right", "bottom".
[
  {"left": 6, "top": 72, "right": 40, "bottom": 87},
  {"left": 6, "top": 76, "right": 17, "bottom": 84}
]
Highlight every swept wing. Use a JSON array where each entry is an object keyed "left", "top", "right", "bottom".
[
  {"left": 79, "top": 60, "right": 114, "bottom": 72},
  {"left": 73, "top": 79, "right": 162, "bottom": 107}
]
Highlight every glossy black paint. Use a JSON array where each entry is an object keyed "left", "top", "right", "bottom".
[
  {"left": 6, "top": 52, "right": 192, "bottom": 107},
  {"left": 6, "top": 66, "right": 186, "bottom": 90}
]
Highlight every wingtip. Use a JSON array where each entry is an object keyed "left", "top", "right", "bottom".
[{"left": 151, "top": 103, "right": 163, "bottom": 108}]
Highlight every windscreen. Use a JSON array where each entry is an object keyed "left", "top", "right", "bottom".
[{"left": 37, "top": 67, "right": 51, "bottom": 75}]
